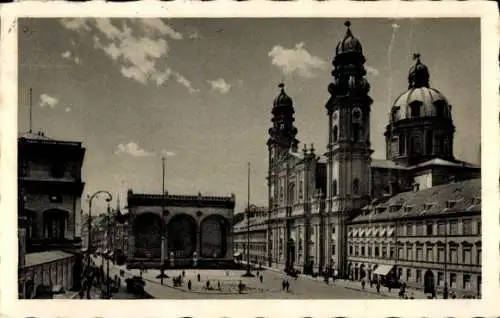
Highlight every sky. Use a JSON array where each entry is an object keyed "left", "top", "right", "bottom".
[{"left": 18, "top": 18, "right": 481, "bottom": 214}]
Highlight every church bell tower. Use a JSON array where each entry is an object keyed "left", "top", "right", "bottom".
[{"left": 324, "top": 21, "right": 373, "bottom": 276}]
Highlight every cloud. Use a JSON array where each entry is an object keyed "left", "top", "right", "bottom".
[
  {"left": 268, "top": 42, "right": 327, "bottom": 78},
  {"left": 207, "top": 78, "right": 232, "bottom": 94},
  {"left": 115, "top": 142, "right": 154, "bottom": 157},
  {"left": 61, "top": 50, "right": 81, "bottom": 64},
  {"left": 189, "top": 30, "right": 203, "bottom": 40},
  {"left": 366, "top": 66, "right": 379, "bottom": 77},
  {"left": 60, "top": 18, "right": 197, "bottom": 93},
  {"left": 39, "top": 94, "right": 59, "bottom": 108},
  {"left": 65, "top": 107, "right": 71, "bottom": 112},
  {"left": 161, "top": 150, "right": 176, "bottom": 157}
]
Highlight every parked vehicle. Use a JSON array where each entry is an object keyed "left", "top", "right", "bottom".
[{"left": 125, "top": 276, "right": 146, "bottom": 294}]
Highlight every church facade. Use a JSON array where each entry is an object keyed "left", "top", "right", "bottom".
[{"left": 265, "top": 21, "right": 480, "bottom": 287}]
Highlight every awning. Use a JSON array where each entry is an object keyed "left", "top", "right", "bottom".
[{"left": 373, "top": 264, "right": 394, "bottom": 276}]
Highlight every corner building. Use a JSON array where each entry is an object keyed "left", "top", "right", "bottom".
[{"left": 265, "top": 22, "right": 480, "bottom": 297}]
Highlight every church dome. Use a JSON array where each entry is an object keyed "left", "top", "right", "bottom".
[
  {"left": 391, "top": 53, "right": 451, "bottom": 121},
  {"left": 273, "top": 83, "right": 293, "bottom": 108},
  {"left": 335, "top": 21, "right": 363, "bottom": 55}
]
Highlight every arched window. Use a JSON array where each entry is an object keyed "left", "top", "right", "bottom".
[
  {"left": 425, "top": 131, "right": 433, "bottom": 154},
  {"left": 391, "top": 107, "right": 401, "bottom": 122},
  {"left": 333, "top": 126, "right": 338, "bottom": 143},
  {"left": 288, "top": 183, "right": 295, "bottom": 204},
  {"left": 410, "top": 102, "right": 421, "bottom": 118},
  {"left": 353, "top": 123, "right": 361, "bottom": 141},
  {"left": 332, "top": 180, "right": 338, "bottom": 196},
  {"left": 353, "top": 178, "right": 360, "bottom": 195},
  {"left": 398, "top": 135, "right": 406, "bottom": 156},
  {"left": 434, "top": 101, "right": 446, "bottom": 118}
]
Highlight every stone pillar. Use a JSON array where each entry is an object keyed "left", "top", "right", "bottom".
[
  {"left": 195, "top": 223, "right": 201, "bottom": 257},
  {"left": 226, "top": 220, "right": 233, "bottom": 259}
]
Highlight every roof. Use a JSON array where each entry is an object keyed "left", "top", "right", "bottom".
[
  {"left": 371, "top": 159, "right": 409, "bottom": 170},
  {"left": 410, "top": 158, "right": 480, "bottom": 170},
  {"left": 24, "top": 251, "right": 75, "bottom": 268},
  {"left": 351, "top": 178, "right": 481, "bottom": 223},
  {"left": 19, "top": 131, "right": 53, "bottom": 140},
  {"left": 128, "top": 191, "right": 235, "bottom": 208}
]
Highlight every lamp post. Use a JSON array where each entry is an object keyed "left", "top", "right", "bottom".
[
  {"left": 106, "top": 202, "right": 111, "bottom": 299},
  {"left": 86, "top": 190, "right": 112, "bottom": 299},
  {"left": 242, "top": 162, "right": 255, "bottom": 277}
]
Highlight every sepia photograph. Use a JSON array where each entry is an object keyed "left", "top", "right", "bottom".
[{"left": 14, "top": 15, "right": 487, "bottom": 301}]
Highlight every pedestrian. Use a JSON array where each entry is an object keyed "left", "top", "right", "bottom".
[
  {"left": 197, "top": 273, "right": 201, "bottom": 282},
  {"left": 182, "top": 270, "right": 185, "bottom": 277},
  {"left": 260, "top": 275, "right": 263, "bottom": 283},
  {"left": 206, "top": 280, "right": 210, "bottom": 289},
  {"left": 285, "top": 280, "right": 290, "bottom": 292},
  {"left": 188, "top": 280, "right": 192, "bottom": 290},
  {"left": 361, "top": 279, "right": 366, "bottom": 290},
  {"left": 376, "top": 281, "right": 380, "bottom": 293},
  {"left": 217, "top": 281, "right": 221, "bottom": 290},
  {"left": 282, "top": 280, "right": 286, "bottom": 291},
  {"left": 370, "top": 278, "right": 373, "bottom": 288},
  {"left": 256, "top": 271, "right": 259, "bottom": 277}
]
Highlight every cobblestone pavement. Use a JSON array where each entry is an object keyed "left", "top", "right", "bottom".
[{"left": 92, "top": 256, "right": 388, "bottom": 299}]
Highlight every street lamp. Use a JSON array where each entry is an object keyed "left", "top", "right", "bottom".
[
  {"left": 86, "top": 190, "right": 112, "bottom": 299},
  {"left": 242, "top": 162, "right": 255, "bottom": 277}
]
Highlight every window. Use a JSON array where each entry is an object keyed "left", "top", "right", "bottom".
[
  {"left": 476, "top": 247, "right": 482, "bottom": 265},
  {"left": 299, "top": 180, "right": 303, "bottom": 199},
  {"left": 332, "top": 180, "right": 338, "bottom": 196},
  {"left": 463, "top": 274, "right": 471, "bottom": 289},
  {"left": 415, "top": 223, "right": 423, "bottom": 236},
  {"left": 450, "top": 273, "right": 457, "bottom": 288},
  {"left": 332, "top": 226, "right": 336, "bottom": 235},
  {"left": 367, "top": 245, "right": 372, "bottom": 257},
  {"left": 349, "top": 245, "right": 353, "bottom": 256},
  {"left": 476, "top": 220, "right": 482, "bottom": 235},
  {"left": 361, "top": 246, "right": 365, "bottom": 256},
  {"left": 416, "top": 246, "right": 423, "bottom": 261},
  {"left": 353, "top": 179, "right": 359, "bottom": 195},
  {"left": 410, "top": 102, "right": 421, "bottom": 118},
  {"left": 426, "top": 223, "right": 433, "bottom": 235},
  {"left": 449, "top": 247, "right": 458, "bottom": 264},
  {"left": 353, "top": 123, "right": 361, "bottom": 141},
  {"left": 463, "top": 247, "right": 472, "bottom": 264},
  {"left": 397, "top": 224, "right": 405, "bottom": 236},
  {"left": 382, "top": 246, "right": 387, "bottom": 258},
  {"left": 406, "top": 223, "right": 413, "bottom": 236},
  {"left": 450, "top": 220, "right": 458, "bottom": 235},
  {"left": 406, "top": 268, "right": 411, "bottom": 281},
  {"left": 391, "top": 107, "right": 401, "bottom": 122},
  {"left": 390, "top": 246, "right": 395, "bottom": 259},
  {"left": 406, "top": 246, "right": 413, "bottom": 260},
  {"left": 416, "top": 269, "right": 422, "bottom": 283},
  {"left": 398, "top": 247, "right": 404, "bottom": 260},
  {"left": 411, "top": 136, "right": 422, "bottom": 155},
  {"left": 438, "top": 222, "right": 446, "bottom": 235},
  {"left": 462, "top": 219, "right": 473, "bottom": 235},
  {"left": 438, "top": 247, "right": 445, "bottom": 262},
  {"left": 51, "top": 163, "right": 65, "bottom": 178},
  {"left": 375, "top": 246, "right": 380, "bottom": 257},
  {"left": 397, "top": 268, "right": 403, "bottom": 279},
  {"left": 426, "top": 247, "right": 433, "bottom": 261},
  {"left": 355, "top": 246, "right": 359, "bottom": 256},
  {"left": 434, "top": 102, "right": 445, "bottom": 118},
  {"left": 425, "top": 131, "right": 434, "bottom": 154},
  {"left": 331, "top": 244, "right": 336, "bottom": 256},
  {"left": 437, "top": 272, "right": 444, "bottom": 286},
  {"left": 333, "top": 126, "right": 338, "bottom": 143},
  {"left": 398, "top": 135, "right": 406, "bottom": 156}
]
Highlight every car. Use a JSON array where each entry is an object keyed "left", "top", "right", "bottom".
[{"left": 125, "top": 276, "right": 146, "bottom": 294}]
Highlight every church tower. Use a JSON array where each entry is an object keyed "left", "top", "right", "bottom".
[
  {"left": 267, "top": 83, "right": 299, "bottom": 268},
  {"left": 324, "top": 21, "right": 373, "bottom": 276}
]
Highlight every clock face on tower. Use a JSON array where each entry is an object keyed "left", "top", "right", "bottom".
[{"left": 352, "top": 107, "right": 362, "bottom": 123}]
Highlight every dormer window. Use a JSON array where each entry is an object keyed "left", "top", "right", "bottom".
[
  {"left": 404, "top": 206, "right": 413, "bottom": 213},
  {"left": 446, "top": 200, "right": 457, "bottom": 209},
  {"left": 376, "top": 207, "right": 387, "bottom": 214},
  {"left": 389, "top": 204, "right": 402, "bottom": 213},
  {"left": 410, "top": 102, "right": 421, "bottom": 118},
  {"left": 424, "top": 203, "right": 434, "bottom": 210}
]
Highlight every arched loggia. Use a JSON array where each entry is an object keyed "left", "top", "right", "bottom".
[
  {"left": 167, "top": 214, "right": 197, "bottom": 258},
  {"left": 134, "top": 213, "right": 162, "bottom": 258},
  {"left": 200, "top": 215, "right": 229, "bottom": 258}
]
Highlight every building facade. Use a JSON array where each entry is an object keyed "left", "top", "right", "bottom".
[
  {"left": 233, "top": 205, "right": 268, "bottom": 265},
  {"left": 347, "top": 179, "right": 481, "bottom": 297},
  {"left": 18, "top": 131, "right": 86, "bottom": 298},
  {"left": 127, "top": 191, "right": 235, "bottom": 268},
  {"left": 259, "top": 21, "right": 481, "bottom": 297}
]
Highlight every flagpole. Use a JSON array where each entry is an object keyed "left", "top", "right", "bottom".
[
  {"left": 243, "top": 162, "right": 254, "bottom": 277},
  {"left": 160, "top": 156, "right": 166, "bottom": 284}
]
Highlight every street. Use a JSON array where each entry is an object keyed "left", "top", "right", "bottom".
[{"left": 92, "top": 256, "right": 387, "bottom": 299}]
